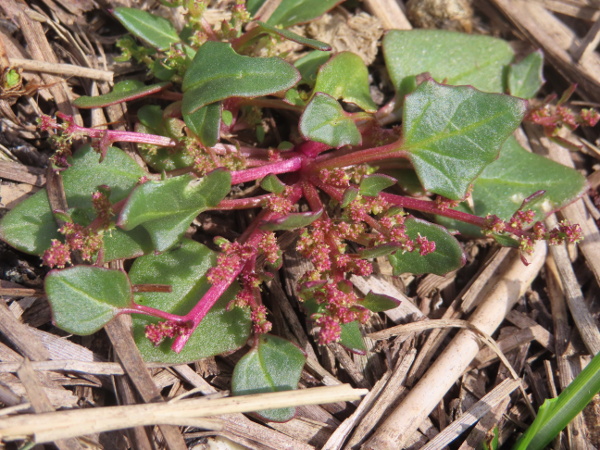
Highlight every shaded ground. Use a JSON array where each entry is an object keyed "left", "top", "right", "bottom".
[{"left": 1, "top": 0, "right": 600, "bottom": 448}]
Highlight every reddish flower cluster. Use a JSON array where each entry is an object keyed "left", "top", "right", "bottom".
[
  {"left": 145, "top": 321, "right": 189, "bottom": 346},
  {"left": 483, "top": 209, "right": 583, "bottom": 261},
  {"left": 92, "top": 187, "right": 113, "bottom": 229},
  {"left": 265, "top": 188, "right": 296, "bottom": 214},
  {"left": 208, "top": 239, "right": 255, "bottom": 283},
  {"left": 526, "top": 90, "right": 599, "bottom": 137},
  {"left": 311, "top": 282, "right": 370, "bottom": 344},
  {"left": 42, "top": 222, "right": 103, "bottom": 268}
]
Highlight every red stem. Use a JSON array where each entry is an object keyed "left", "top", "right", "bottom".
[
  {"left": 313, "top": 137, "right": 407, "bottom": 170},
  {"left": 171, "top": 188, "right": 304, "bottom": 352},
  {"left": 230, "top": 155, "right": 303, "bottom": 184}
]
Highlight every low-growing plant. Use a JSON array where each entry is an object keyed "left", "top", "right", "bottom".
[{"left": 0, "top": 1, "right": 595, "bottom": 422}]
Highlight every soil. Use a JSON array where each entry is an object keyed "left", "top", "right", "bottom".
[{"left": 1, "top": 0, "right": 600, "bottom": 449}]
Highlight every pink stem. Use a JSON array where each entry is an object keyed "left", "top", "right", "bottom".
[
  {"left": 230, "top": 155, "right": 303, "bottom": 184},
  {"left": 379, "top": 193, "right": 487, "bottom": 228},
  {"left": 120, "top": 303, "right": 188, "bottom": 323},
  {"left": 171, "top": 188, "right": 304, "bottom": 352}
]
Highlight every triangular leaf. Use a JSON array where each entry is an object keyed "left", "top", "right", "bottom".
[
  {"left": 339, "top": 321, "right": 367, "bottom": 354},
  {"left": 45, "top": 266, "right": 132, "bottom": 335},
  {"left": 232, "top": 334, "right": 305, "bottom": 421},
  {"left": 360, "top": 291, "right": 401, "bottom": 312},
  {"left": 359, "top": 174, "right": 397, "bottom": 196},
  {"left": 183, "top": 102, "right": 222, "bottom": 148},
  {"left": 299, "top": 93, "right": 361, "bottom": 147},
  {"left": 182, "top": 42, "right": 300, "bottom": 115},
  {"left": 313, "top": 52, "right": 377, "bottom": 112},
  {"left": 261, "top": 209, "right": 322, "bottom": 231},
  {"left": 131, "top": 239, "right": 251, "bottom": 363},
  {"left": 402, "top": 80, "right": 526, "bottom": 200}
]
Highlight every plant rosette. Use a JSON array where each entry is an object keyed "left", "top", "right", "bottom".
[{"left": 0, "top": 2, "right": 592, "bottom": 421}]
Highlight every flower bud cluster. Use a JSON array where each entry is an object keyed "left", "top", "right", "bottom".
[
  {"left": 42, "top": 222, "right": 104, "bottom": 268},
  {"left": 483, "top": 209, "right": 583, "bottom": 260},
  {"left": 145, "top": 321, "right": 189, "bottom": 346}
]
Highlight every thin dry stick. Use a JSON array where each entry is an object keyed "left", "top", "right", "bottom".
[
  {"left": 421, "top": 378, "right": 521, "bottom": 449},
  {"left": 0, "top": 384, "right": 367, "bottom": 443},
  {"left": 362, "top": 241, "right": 547, "bottom": 450},
  {"left": 8, "top": 57, "right": 113, "bottom": 82},
  {"left": 545, "top": 216, "right": 600, "bottom": 355}
]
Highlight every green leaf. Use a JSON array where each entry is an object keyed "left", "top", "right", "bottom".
[
  {"left": 383, "top": 29, "right": 515, "bottom": 94},
  {"left": 113, "top": 7, "right": 180, "bottom": 51},
  {"left": 4, "top": 69, "right": 20, "bottom": 88},
  {"left": 261, "top": 209, "right": 323, "bottom": 231},
  {"left": 402, "top": 80, "right": 526, "bottom": 200},
  {"left": 313, "top": 52, "right": 377, "bottom": 112},
  {"left": 0, "top": 145, "right": 145, "bottom": 257},
  {"left": 436, "top": 136, "right": 587, "bottom": 236},
  {"left": 183, "top": 102, "right": 222, "bottom": 147},
  {"left": 360, "top": 291, "right": 400, "bottom": 312},
  {"left": 131, "top": 239, "right": 251, "bottom": 364},
  {"left": 118, "top": 170, "right": 231, "bottom": 251},
  {"left": 103, "top": 227, "right": 154, "bottom": 261},
  {"left": 339, "top": 321, "right": 367, "bottom": 354},
  {"left": 182, "top": 42, "right": 300, "bottom": 115},
  {"left": 359, "top": 174, "right": 396, "bottom": 197},
  {"left": 260, "top": 174, "right": 286, "bottom": 194},
  {"left": 254, "top": 21, "right": 331, "bottom": 51},
  {"left": 232, "top": 334, "right": 305, "bottom": 421},
  {"left": 266, "top": 0, "right": 344, "bottom": 28},
  {"left": 341, "top": 187, "right": 359, "bottom": 208},
  {"left": 387, "top": 217, "right": 465, "bottom": 276},
  {"left": 508, "top": 50, "right": 544, "bottom": 99},
  {"left": 73, "top": 81, "right": 170, "bottom": 109},
  {"left": 45, "top": 266, "right": 132, "bottom": 335},
  {"left": 514, "top": 351, "right": 600, "bottom": 450},
  {"left": 299, "top": 93, "right": 361, "bottom": 147},
  {"left": 295, "top": 51, "right": 331, "bottom": 87}
]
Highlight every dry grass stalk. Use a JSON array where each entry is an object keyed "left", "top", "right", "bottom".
[
  {"left": 8, "top": 58, "right": 113, "bottom": 82},
  {"left": 0, "top": 384, "right": 367, "bottom": 443}
]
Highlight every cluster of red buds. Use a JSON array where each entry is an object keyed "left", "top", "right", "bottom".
[
  {"left": 145, "top": 320, "right": 190, "bottom": 346},
  {"left": 42, "top": 188, "right": 114, "bottom": 268},
  {"left": 526, "top": 86, "right": 599, "bottom": 138},
  {"left": 483, "top": 209, "right": 583, "bottom": 264}
]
